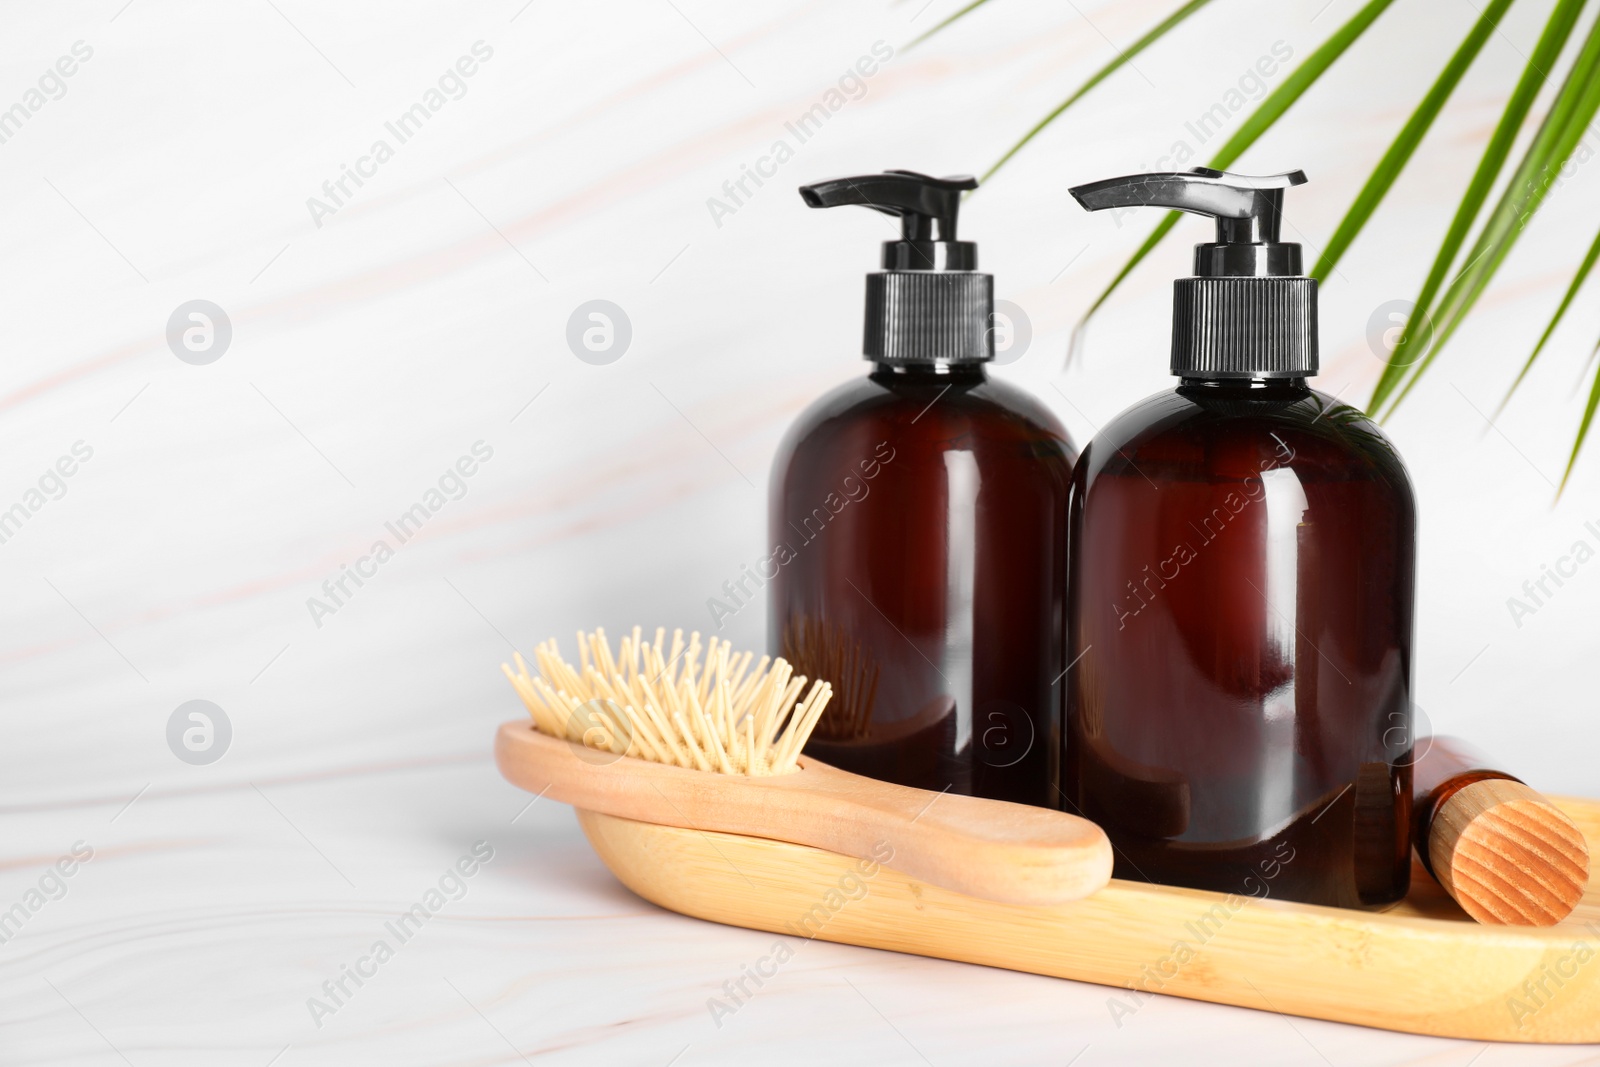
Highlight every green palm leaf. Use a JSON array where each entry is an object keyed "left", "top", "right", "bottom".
[
  {"left": 1498, "top": 221, "right": 1600, "bottom": 416},
  {"left": 906, "top": 0, "right": 996, "bottom": 51},
  {"left": 1310, "top": 0, "right": 1516, "bottom": 281},
  {"left": 977, "top": 0, "right": 1218, "bottom": 183},
  {"left": 1368, "top": 0, "right": 1588, "bottom": 414},
  {"left": 1079, "top": 0, "right": 1399, "bottom": 320},
  {"left": 1561, "top": 352, "right": 1600, "bottom": 493},
  {"left": 1382, "top": 13, "right": 1600, "bottom": 417}
]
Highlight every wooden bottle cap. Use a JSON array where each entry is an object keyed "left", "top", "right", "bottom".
[{"left": 1428, "top": 778, "right": 1589, "bottom": 926}]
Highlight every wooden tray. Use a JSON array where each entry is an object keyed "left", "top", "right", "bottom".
[{"left": 574, "top": 798, "right": 1600, "bottom": 1044}]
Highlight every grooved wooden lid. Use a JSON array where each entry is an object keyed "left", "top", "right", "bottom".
[{"left": 1428, "top": 778, "right": 1590, "bottom": 926}]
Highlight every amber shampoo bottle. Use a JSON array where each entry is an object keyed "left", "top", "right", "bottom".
[
  {"left": 769, "top": 170, "right": 1076, "bottom": 806},
  {"left": 1064, "top": 169, "right": 1416, "bottom": 908}
]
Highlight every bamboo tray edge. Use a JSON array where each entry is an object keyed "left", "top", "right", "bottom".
[{"left": 574, "top": 798, "right": 1600, "bottom": 1044}]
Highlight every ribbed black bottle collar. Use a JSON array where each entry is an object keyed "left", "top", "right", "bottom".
[
  {"left": 1170, "top": 276, "right": 1318, "bottom": 379},
  {"left": 863, "top": 271, "right": 994, "bottom": 364}
]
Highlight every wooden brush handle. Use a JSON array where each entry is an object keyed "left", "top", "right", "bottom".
[
  {"left": 1415, "top": 736, "right": 1589, "bottom": 926},
  {"left": 495, "top": 721, "right": 1112, "bottom": 906},
  {"left": 1428, "top": 778, "right": 1589, "bottom": 926}
]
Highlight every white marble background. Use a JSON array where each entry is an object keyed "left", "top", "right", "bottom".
[{"left": 1, "top": 0, "right": 1596, "bottom": 1063}]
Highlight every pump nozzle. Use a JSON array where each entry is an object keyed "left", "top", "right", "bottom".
[
  {"left": 1070, "top": 167, "right": 1307, "bottom": 277},
  {"left": 800, "top": 170, "right": 978, "bottom": 270},
  {"left": 798, "top": 169, "right": 991, "bottom": 364},
  {"left": 1067, "top": 167, "right": 1318, "bottom": 378}
]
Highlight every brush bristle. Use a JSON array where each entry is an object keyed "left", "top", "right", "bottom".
[{"left": 501, "top": 626, "right": 833, "bottom": 776}]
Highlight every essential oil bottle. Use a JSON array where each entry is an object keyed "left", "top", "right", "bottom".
[
  {"left": 768, "top": 170, "right": 1076, "bottom": 807},
  {"left": 1064, "top": 168, "right": 1416, "bottom": 908}
]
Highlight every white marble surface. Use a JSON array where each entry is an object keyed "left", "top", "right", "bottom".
[{"left": 2, "top": 1, "right": 1598, "bottom": 1063}]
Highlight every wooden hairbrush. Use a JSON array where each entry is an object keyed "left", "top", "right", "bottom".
[{"left": 495, "top": 627, "right": 1113, "bottom": 906}]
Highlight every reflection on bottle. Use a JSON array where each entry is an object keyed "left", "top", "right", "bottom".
[
  {"left": 942, "top": 450, "right": 980, "bottom": 756},
  {"left": 1352, "top": 759, "right": 1408, "bottom": 905},
  {"left": 783, "top": 614, "right": 879, "bottom": 742},
  {"left": 1076, "top": 732, "right": 1191, "bottom": 839},
  {"left": 786, "top": 611, "right": 959, "bottom": 791}
]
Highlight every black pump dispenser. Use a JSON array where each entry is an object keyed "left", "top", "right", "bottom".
[
  {"left": 799, "top": 170, "right": 992, "bottom": 365},
  {"left": 1070, "top": 167, "right": 1317, "bottom": 379}
]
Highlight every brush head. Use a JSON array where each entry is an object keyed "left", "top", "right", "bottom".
[{"left": 502, "top": 627, "right": 833, "bottom": 777}]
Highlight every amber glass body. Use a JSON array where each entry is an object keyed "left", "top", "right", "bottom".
[
  {"left": 1065, "top": 378, "right": 1416, "bottom": 908},
  {"left": 769, "top": 362, "right": 1076, "bottom": 807}
]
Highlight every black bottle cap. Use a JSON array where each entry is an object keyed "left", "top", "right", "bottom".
[
  {"left": 799, "top": 170, "right": 993, "bottom": 365},
  {"left": 1070, "top": 168, "right": 1318, "bottom": 379}
]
